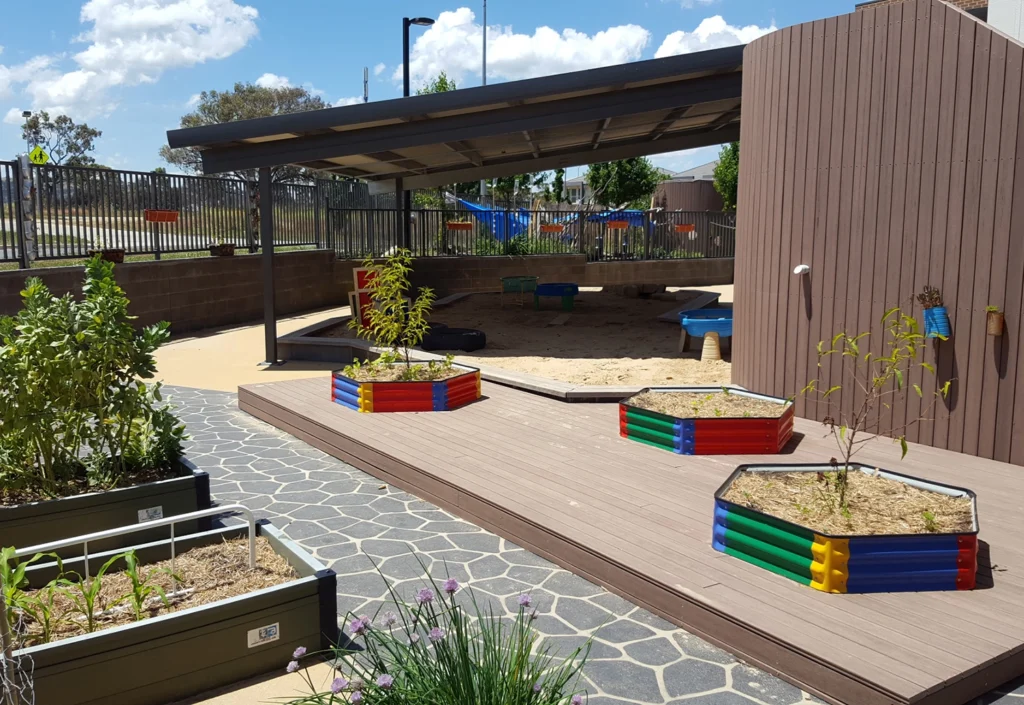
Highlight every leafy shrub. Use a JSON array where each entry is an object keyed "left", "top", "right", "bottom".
[
  {"left": 0, "top": 257, "right": 185, "bottom": 501},
  {"left": 283, "top": 559, "right": 590, "bottom": 705}
]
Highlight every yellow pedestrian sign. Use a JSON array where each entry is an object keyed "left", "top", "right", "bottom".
[{"left": 28, "top": 146, "right": 49, "bottom": 165}]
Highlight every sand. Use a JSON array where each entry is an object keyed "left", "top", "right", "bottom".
[{"left": 325, "top": 289, "right": 731, "bottom": 387}]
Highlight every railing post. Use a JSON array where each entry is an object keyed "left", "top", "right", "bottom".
[
  {"left": 313, "top": 179, "right": 322, "bottom": 249},
  {"left": 14, "top": 156, "right": 34, "bottom": 268},
  {"left": 149, "top": 173, "right": 161, "bottom": 260}
]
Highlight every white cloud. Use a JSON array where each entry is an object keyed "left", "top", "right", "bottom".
[
  {"left": 333, "top": 96, "right": 363, "bottom": 107},
  {"left": 395, "top": 8, "right": 650, "bottom": 89},
  {"left": 648, "top": 144, "right": 722, "bottom": 174},
  {"left": 3, "top": 107, "right": 25, "bottom": 125},
  {"left": 670, "top": 0, "right": 718, "bottom": 8},
  {"left": 373, "top": 62, "right": 386, "bottom": 77},
  {"left": 255, "top": 72, "right": 291, "bottom": 89},
  {"left": 655, "top": 16, "right": 775, "bottom": 58},
  {"left": 1, "top": 56, "right": 55, "bottom": 100},
  {"left": 9, "top": 0, "right": 259, "bottom": 118},
  {"left": 185, "top": 92, "right": 201, "bottom": 107}
]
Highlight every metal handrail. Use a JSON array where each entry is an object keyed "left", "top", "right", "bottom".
[{"left": 13, "top": 505, "right": 256, "bottom": 580}]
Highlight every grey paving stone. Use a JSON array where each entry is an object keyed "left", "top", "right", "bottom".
[
  {"left": 668, "top": 694, "right": 761, "bottom": 705},
  {"left": 467, "top": 554, "right": 510, "bottom": 580},
  {"left": 589, "top": 591, "right": 637, "bottom": 616},
  {"left": 449, "top": 532, "right": 502, "bottom": 553},
  {"left": 628, "top": 607, "right": 678, "bottom": 632},
  {"left": 336, "top": 571, "right": 390, "bottom": 599},
  {"left": 538, "top": 634, "right": 622, "bottom": 660},
  {"left": 593, "top": 619, "right": 656, "bottom": 644},
  {"left": 507, "top": 565, "right": 555, "bottom": 585},
  {"left": 316, "top": 542, "right": 359, "bottom": 560},
  {"left": 672, "top": 632, "right": 736, "bottom": 665},
  {"left": 584, "top": 660, "right": 663, "bottom": 703},
  {"left": 625, "top": 637, "right": 684, "bottom": 666},
  {"left": 663, "top": 659, "right": 728, "bottom": 697},
  {"left": 288, "top": 506, "right": 340, "bottom": 521},
  {"left": 556, "top": 597, "right": 613, "bottom": 630},
  {"left": 374, "top": 513, "right": 427, "bottom": 529}
]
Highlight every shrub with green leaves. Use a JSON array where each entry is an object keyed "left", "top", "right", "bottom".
[
  {"left": 283, "top": 558, "right": 590, "bottom": 705},
  {"left": 0, "top": 257, "right": 185, "bottom": 501}
]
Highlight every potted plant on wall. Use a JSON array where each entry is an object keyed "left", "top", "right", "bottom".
[
  {"left": 0, "top": 257, "right": 209, "bottom": 554},
  {"left": 986, "top": 305, "right": 1004, "bottom": 336},
  {"left": 917, "top": 285, "right": 950, "bottom": 339},
  {"left": 712, "top": 308, "right": 978, "bottom": 594},
  {"left": 333, "top": 248, "right": 481, "bottom": 413},
  {"left": 209, "top": 238, "right": 236, "bottom": 257},
  {"left": 87, "top": 233, "right": 126, "bottom": 264}
]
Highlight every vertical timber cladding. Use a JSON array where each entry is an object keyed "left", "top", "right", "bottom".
[{"left": 733, "top": 0, "right": 1024, "bottom": 465}]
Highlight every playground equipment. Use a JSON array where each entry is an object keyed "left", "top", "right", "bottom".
[
  {"left": 679, "top": 308, "right": 734, "bottom": 361},
  {"left": 500, "top": 275, "right": 539, "bottom": 307},
  {"left": 534, "top": 282, "right": 579, "bottom": 312}
]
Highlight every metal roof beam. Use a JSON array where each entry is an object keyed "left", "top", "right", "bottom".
[
  {"left": 198, "top": 73, "right": 742, "bottom": 174},
  {"left": 444, "top": 141, "right": 483, "bottom": 166},
  {"left": 591, "top": 118, "right": 612, "bottom": 150},
  {"left": 649, "top": 106, "right": 691, "bottom": 141},
  {"left": 523, "top": 130, "right": 541, "bottom": 158},
  {"left": 709, "top": 106, "right": 741, "bottom": 131},
  {"left": 375, "top": 123, "right": 740, "bottom": 191}
]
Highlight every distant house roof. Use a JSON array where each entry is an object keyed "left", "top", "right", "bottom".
[
  {"left": 669, "top": 160, "right": 718, "bottom": 181},
  {"left": 566, "top": 165, "right": 674, "bottom": 186}
]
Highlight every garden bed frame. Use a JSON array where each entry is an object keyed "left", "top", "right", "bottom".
[
  {"left": 618, "top": 387, "right": 794, "bottom": 455},
  {"left": 0, "top": 459, "right": 211, "bottom": 557},
  {"left": 712, "top": 463, "right": 979, "bottom": 594},
  {"left": 332, "top": 363, "right": 482, "bottom": 412},
  {"left": 19, "top": 521, "right": 337, "bottom": 705}
]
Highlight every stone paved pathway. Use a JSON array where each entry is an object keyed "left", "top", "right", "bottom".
[{"left": 167, "top": 385, "right": 1022, "bottom": 705}]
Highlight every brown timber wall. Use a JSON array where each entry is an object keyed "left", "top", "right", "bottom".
[
  {"left": 653, "top": 180, "right": 726, "bottom": 211},
  {"left": 733, "top": 0, "right": 1024, "bottom": 464}
]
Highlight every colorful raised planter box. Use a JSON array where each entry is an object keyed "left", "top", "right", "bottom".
[
  {"left": 712, "top": 463, "right": 979, "bottom": 594},
  {"left": 331, "top": 363, "right": 481, "bottom": 412},
  {"left": 618, "top": 387, "right": 794, "bottom": 455}
]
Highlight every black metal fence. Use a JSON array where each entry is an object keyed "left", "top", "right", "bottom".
[
  {"left": 326, "top": 207, "right": 735, "bottom": 261},
  {"left": 1, "top": 160, "right": 734, "bottom": 265}
]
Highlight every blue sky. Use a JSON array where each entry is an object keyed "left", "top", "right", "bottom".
[{"left": 0, "top": 0, "right": 852, "bottom": 177}]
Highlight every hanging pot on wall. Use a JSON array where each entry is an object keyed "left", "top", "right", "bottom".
[
  {"left": 923, "top": 306, "right": 951, "bottom": 339},
  {"left": 987, "top": 310, "right": 1004, "bottom": 336}
]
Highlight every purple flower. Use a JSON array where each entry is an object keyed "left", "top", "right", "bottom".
[
  {"left": 330, "top": 677, "right": 348, "bottom": 694},
  {"left": 428, "top": 626, "right": 446, "bottom": 642},
  {"left": 533, "top": 680, "right": 542, "bottom": 693},
  {"left": 518, "top": 593, "right": 532, "bottom": 608},
  {"left": 349, "top": 615, "right": 371, "bottom": 636},
  {"left": 572, "top": 695, "right": 584, "bottom": 705},
  {"left": 380, "top": 611, "right": 398, "bottom": 628},
  {"left": 376, "top": 673, "right": 394, "bottom": 689},
  {"left": 285, "top": 661, "right": 300, "bottom": 673},
  {"left": 416, "top": 588, "right": 435, "bottom": 604},
  {"left": 351, "top": 691, "right": 363, "bottom": 704},
  {"left": 292, "top": 646, "right": 306, "bottom": 659},
  {"left": 409, "top": 633, "right": 420, "bottom": 644},
  {"left": 443, "top": 577, "right": 460, "bottom": 594}
]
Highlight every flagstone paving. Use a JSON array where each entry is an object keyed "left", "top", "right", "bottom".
[{"left": 167, "top": 385, "right": 1022, "bottom": 705}]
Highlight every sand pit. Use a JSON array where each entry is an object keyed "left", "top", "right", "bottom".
[{"left": 321, "top": 290, "right": 731, "bottom": 387}]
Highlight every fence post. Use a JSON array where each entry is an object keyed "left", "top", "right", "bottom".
[
  {"left": 15, "top": 156, "right": 34, "bottom": 268},
  {"left": 313, "top": 179, "right": 322, "bottom": 249},
  {"left": 644, "top": 212, "right": 651, "bottom": 260},
  {"left": 149, "top": 173, "right": 161, "bottom": 260}
]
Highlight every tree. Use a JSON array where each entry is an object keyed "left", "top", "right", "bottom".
[
  {"left": 21, "top": 111, "right": 102, "bottom": 166},
  {"left": 159, "top": 82, "right": 327, "bottom": 184},
  {"left": 159, "top": 82, "right": 329, "bottom": 249},
  {"left": 416, "top": 71, "right": 457, "bottom": 95},
  {"left": 713, "top": 142, "right": 739, "bottom": 211},
  {"left": 548, "top": 168, "right": 566, "bottom": 204},
  {"left": 152, "top": 167, "right": 167, "bottom": 174},
  {"left": 585, "top": 158, "right": 665, "bottom": 209}
]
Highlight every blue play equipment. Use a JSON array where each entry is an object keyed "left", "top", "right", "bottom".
[
  {"left": 680, "top": 308, "right": 734, "bottom": 338},
  {"left": 456, "top": 199, "right": 531, "bottom": 241}
]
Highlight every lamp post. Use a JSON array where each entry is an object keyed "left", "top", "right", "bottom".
[
  {"left": 21, "top": 110, "right": 32, "bottom": 155},
  {"left": 402, "top": 16, "right": 434, "bottom": 249}
]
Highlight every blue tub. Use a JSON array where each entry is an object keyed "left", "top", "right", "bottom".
[
  {"left": 680, "top": 308, "right": 734, "bottom": 338},
  {"left": 923, "top": 306, "right": 951, "bottom": 339}
]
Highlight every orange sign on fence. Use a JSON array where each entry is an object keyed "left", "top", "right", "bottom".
[
  {"left": 674, "top": 223, "right": 696, "bottom": 233},
  {"left": 144, "top": 209, "right": 179, "bottom": 223},
  {"left": 540, "top": 224, "right": 565, "bottom": 233},
  {"left": 446, "top": 222, "right": 474, "bottom": 231},
  {"left": 606, "top": 220, "right": 629, "bottom": 230}
]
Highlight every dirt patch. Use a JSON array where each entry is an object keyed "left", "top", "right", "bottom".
[
  {"left": 722, "top": 470, "right": 975, "bottom": 536},
  {"left": 342, "top": 361, "right": 466, "bottom": 382},
  {"left": 1, "top": 465, "right": 186, "bottom": 506},
  {"left": 629, "top": 390, "right": 788, "bottom": 419},
  {"left": 18, "top": 537, "right": 298, "bottom": 647},
  {"left": 319, "top": 290, "right": 731, "bottom": 387}
]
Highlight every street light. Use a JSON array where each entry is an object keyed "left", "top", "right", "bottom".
[
  {"left": 401, "top": 16, "right": 434, "bottom": 248},
  {"left": 21, "top": 110, "right": 32, "bottom": 154}
]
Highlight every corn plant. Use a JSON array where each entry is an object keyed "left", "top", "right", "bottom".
[
  {"left": 348, "top": 249, "right": 436, "bottom": 370},
  {"left": 802, "top": 307, "right": 950, "bottom": 512},
  {"left": 117, "top": 550, "right": 178, "bottom": 621},
  {"left": 0, "top": 549, "right": 57, "bottom": 634},
  {"left": 56, "top": 553, "right": 125, "bottom": 634}
]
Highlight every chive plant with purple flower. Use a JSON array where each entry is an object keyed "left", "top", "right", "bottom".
[{"left": 279, "top": 554, "right": 591, "bottom": 704}]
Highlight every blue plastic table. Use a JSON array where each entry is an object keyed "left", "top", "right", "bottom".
[
  {"left": 534, "top": 283, "right": 579, "bottom": 312},
  {"left": 679, "top": 308, "right": 733, "bottom": 354}
]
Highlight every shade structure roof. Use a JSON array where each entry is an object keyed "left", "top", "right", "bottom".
[{"left": 166, "top": 46, "right": 744, "bottom": 192}]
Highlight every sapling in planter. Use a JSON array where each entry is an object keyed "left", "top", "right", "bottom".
[{"left": 801, "top": 307, "right": 950, "bottom": 514}]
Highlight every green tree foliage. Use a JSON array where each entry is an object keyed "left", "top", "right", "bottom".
[
  {"left": 0, "top": 258, "right": 185, "bottom": 499},
  {"left": 585, "top": 157, "right": 665, "bottom": 209},
  {"left": 21, "top": 111, "right": 102, "bottom": 167},
  {"left": 547, "top": 168, "right": 566, "bottom": 203},
  {"left": 713, "top": 142, "right": 740, "bottom": 211},
  {"left": 416, "top": 71, "right": 458, "bottom": 95},
  {"left": 159, "top": 82, "right": 327, "bottom": 184}
]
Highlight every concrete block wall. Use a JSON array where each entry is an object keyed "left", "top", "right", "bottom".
[{"left": 0, "top": 250, "right": 345, "bottom": 335}]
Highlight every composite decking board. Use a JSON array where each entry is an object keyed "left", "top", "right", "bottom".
[
  {"left": 239, "top": 387, "right": 929, "bottom": 698},
  {"left": 239, "top": 378, "right": 1024, "bottom": 704}
]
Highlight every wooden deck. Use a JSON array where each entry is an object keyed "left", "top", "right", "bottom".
[{"left": 239, "top": 378, "right": 1024, "bottom": 705}]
